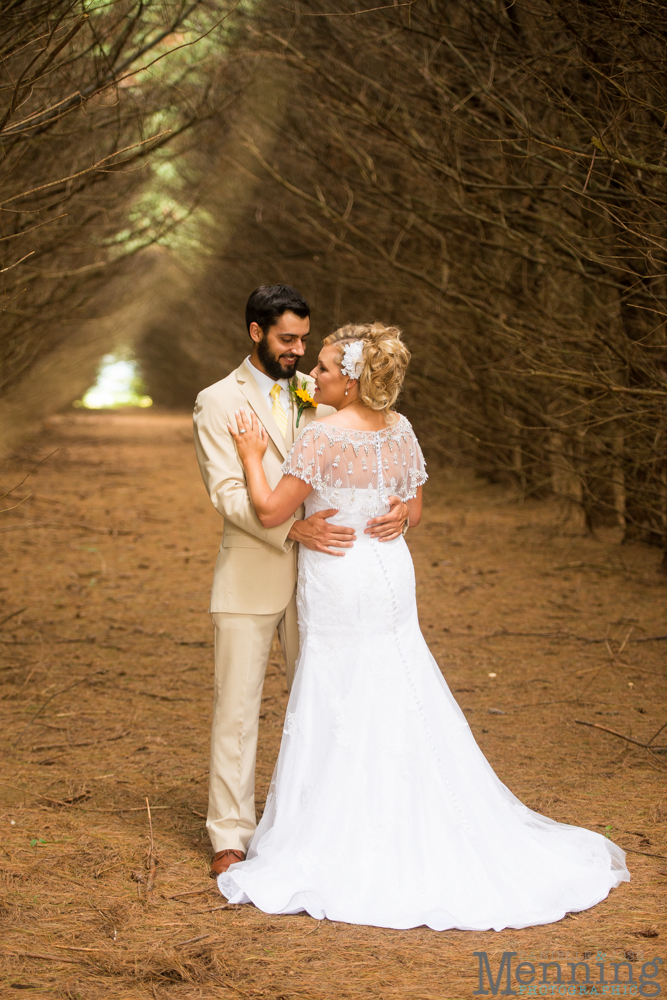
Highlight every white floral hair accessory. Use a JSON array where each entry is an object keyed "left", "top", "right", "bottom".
[{"left": 340, "top": 340, "right": 364, "bottom": 379}]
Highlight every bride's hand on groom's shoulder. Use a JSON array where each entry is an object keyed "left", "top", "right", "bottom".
[{"left": 228, "top": 408, "right": 268, "bottom": 462}]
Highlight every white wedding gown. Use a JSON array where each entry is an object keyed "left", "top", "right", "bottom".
[{"left": 218, "top": 415, "right": 629, "bottom": 931}]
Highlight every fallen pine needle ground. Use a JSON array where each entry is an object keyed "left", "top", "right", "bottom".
[{"left": 1, "top": 411, "right": 665, "bottom": 998}]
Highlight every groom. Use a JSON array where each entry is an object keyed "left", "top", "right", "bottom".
[{"left": 193, "top": 284, "right": 409, "bottom": 878}]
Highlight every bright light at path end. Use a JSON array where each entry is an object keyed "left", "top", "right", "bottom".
[{"left": 76, "top": 355, "right": 152, "bottom": 409}]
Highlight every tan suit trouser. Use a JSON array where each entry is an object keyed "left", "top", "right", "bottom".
[{"left": 207, "top": 591, "right": 299, "bottom": 854}]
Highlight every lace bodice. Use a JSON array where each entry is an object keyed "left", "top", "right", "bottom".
[{"left": 282, "top": 413, "right": 427, "bottom": 516}]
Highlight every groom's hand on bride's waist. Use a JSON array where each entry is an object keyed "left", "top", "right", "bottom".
[
  {"left": 287, "top": 509, "right": 356, "bottom": 556},
  {"left": 365, "top": 496, "right": 409, "bottom": 541}
]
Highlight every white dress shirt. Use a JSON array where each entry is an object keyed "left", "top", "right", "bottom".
[{"left": 245, "top": 357, "right": 290, "bottom": 413}]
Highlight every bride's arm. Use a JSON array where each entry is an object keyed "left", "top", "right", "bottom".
[
  {"left": 406, "top": 486, "right": 423, "bottom": 528},
  {"left": 228, "top": 408, "right": 312, "bottom": 528}
]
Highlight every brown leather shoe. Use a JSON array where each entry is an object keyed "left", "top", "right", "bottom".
[{"left": 209, "top": 849, "right": 245, "bottom": 878}]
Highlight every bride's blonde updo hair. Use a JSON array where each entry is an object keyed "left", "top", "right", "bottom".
[{"left": 322, "top": 323, "right": 410, "bottom": 412}]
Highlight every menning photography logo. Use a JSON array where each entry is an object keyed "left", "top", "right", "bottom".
[{"left": 473, "top": 951, "right": 663, "bottom": 997}]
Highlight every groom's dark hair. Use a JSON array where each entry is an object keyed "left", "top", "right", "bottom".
[{"left": 245, "top": 285, "right": 310, "bottom": 336}]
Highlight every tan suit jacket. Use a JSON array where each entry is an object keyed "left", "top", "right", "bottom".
[{"left": 193, "top": 358, "right": 333, "bottom": 615}]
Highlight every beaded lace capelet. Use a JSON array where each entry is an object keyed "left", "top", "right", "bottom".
[{"left": 282, "top": 414, "right": 427, "bottom": 515}]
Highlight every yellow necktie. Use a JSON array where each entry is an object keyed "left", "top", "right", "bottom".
[{"left": 270, "top": 383, "right": 288, "bottom": 438}]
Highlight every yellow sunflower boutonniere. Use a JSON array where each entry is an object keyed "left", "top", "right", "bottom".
[{"left": 289, "top": 377, "right": 316, "bottom": 427}]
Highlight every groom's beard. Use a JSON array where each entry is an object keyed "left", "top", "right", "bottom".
[{"left": 257, "top": 335, "right": 299, "bottom": 381}]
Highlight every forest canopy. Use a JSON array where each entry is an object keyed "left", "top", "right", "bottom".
[{"left": 2, "top": 0, "right": 667, "bottom": 560}]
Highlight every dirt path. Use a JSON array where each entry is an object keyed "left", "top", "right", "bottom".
[{"left": 1, "top": 411, "right": 665, "bottom": 999}]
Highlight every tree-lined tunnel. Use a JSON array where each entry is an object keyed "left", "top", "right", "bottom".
[
  {"left": 3, "top": 0, "right": 667, "bottom": 558},
  {"left": 2, "top": 2, "right": 667, "bottom": 993}
]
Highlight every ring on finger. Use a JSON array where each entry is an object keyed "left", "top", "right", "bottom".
[{"left": 239, "top": 428, "right": 247, "bottom": 434}]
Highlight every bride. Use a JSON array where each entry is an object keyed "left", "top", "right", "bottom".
[{"left": 221, "top": 322, "right": 629, "bottom": 931}]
